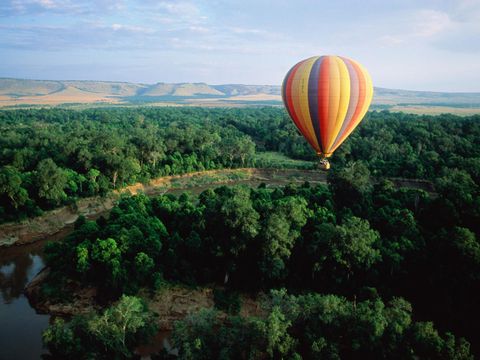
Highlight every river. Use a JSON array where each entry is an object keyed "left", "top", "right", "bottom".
[
  {"left": 0, "top": 181, "right": 273, "bottom": 360},
  {"left": 0, "top": 170, "right": 432, "bottom": 359},
  {"left": 0, "top": 173, "right": 331, "bottom": 359},
  {"left": 0, "top": 240, "right": 50, "bottom": 360}
]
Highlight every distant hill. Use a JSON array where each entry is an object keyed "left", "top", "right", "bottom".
[
  {"left": 1, "top": 77, "right": 480, "bottom": 114},
  {"left": 212, "top": 84, "right": 280, "bottom": 96},
  {"left": 0, "top": 78, "right": 65, "bottom": 96},
  {"left": 373, "top": 87, "right": 480, "bottom": 110}
]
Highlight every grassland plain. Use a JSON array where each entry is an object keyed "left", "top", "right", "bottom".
[{"left": 2, "top": 78, "right": 480, "bottom": 115}]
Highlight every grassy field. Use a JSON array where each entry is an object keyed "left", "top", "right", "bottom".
[
  {"left": 389, "top": 105, "right": 480, "bottom": 116},
  {"left": 254, "top": 152, "right": 314, "bottom": 169},
  {"left": 168, "top": 170, "right": 251, "bottom": 188}
]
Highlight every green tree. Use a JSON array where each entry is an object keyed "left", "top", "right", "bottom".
[
  {"left": 88, "top": 295, "right": 157, "bottom": 357},
  {"left": 91, "top": 238, "right": 123, "bottom": 287},
  {"left": 173, "top": 308, "right": 219, "bottom": 360},
  {"left": 263, "top": 306, "right": 296, "bottom": 358},
  {"left": 135, "top": 251, "right": 155, "bottom": 284},
  {"left": 35, "top": 158, "right": 67, "bottom": 204},
  {"left": 75, "top": 243, "right": 90, "bottom": 274},
  {"left": 43, "top": 296, "right": 157, "bottom": 359},
  {"left": 0, "top": 165, "right": 28, "bottom": 208},
  {"left": 42, "top": 318, "right": 83, "bottom": 359},
  {"left": 407, "top": 322, "right": 473, "bottom": 360},
  {"left": 200, "top": 186, "right": 260, "bottom": 282},
  {"left": 328, "top": 161, "right": 372, "bottom": 214},
  {"left": 308, "top": 216, "right": 381, "bottom": 287},
  {"left": 260, "top": 196, "right": 310, "bottom": 281}
]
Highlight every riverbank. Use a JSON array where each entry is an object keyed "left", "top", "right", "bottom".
[
  {"left": 0, "top": 168, "right": 327, "bottom": 248},
  {"left": 9, "top": 167, "right": 437, "bottom": 358},
  {"left": 0, "top": 167, "right": 434, "bottom": 248},
  {"left": 25, "top": 272, "right": 264, "bottom": 328},
  {"left": 25, "top": 275, "right": 265, "bottom": 357},
  {"left": 0, "top": 167, "right": 324, "bottom": 358}
]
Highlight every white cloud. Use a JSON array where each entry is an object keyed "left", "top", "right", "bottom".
[
  {"left": 34, "top": 0, "right": 56, "bottom": 9},
  {"left": 136, "top": 1, "right": 206, "bottom": 26},
  {"left": 378, "top": 35, "right": 405, "bottom": 46},
  {"left": 376, "top": 9, "right": 455, "bottom": 47},
  {"left": 230, "top": 27, "right": 262, "bottom": 35},
  {"left": 413, "top": 10, "right": 453, "bottom": 37},
  {"left": 0, "top": 21, "right": 159, "bottom": 50},
  {"left": 188, "top": 25, "right": 210, "bottom": 33},
  {"left": 1, "top": 0, "right": 126, "bottom": 16},
  {"left": 110, "top": 23, "right": 153, "bottom": 33},
  {"left": 452, "top": 0, "right": 480, "bottom": 22},
  {"left": 157, "top": 1, "right": 200, "bottom": 17},
  {"left": 2, "top": 0, "right": 480, "bottom": 90}
]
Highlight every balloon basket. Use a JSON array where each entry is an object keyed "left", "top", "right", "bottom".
[{"left": 318, "top": 158, "right": 330, "bottom": 171}]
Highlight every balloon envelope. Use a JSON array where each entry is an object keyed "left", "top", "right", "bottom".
[{"left": 282, "top": 55, "right": 373, "bottom": 157}]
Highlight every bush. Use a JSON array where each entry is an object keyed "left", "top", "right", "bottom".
[{"left": 213, "top": 288, "right": 241, "bottom": 315}]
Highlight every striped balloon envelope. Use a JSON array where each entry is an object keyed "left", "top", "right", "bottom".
[{"left": 282, "top": 55, "right": 373, "bottom": 160}]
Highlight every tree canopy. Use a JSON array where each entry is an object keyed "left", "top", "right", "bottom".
[{"left": 2, "top": 107, "right": 477, "bottom": 358}]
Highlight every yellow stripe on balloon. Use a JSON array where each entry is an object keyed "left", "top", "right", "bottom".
[
  {"left": 325, "top": 57, "right": 340, "bottom": 154},
  {"left": 283, "top": 55, "right": 373, "bottom": 159},
  {"left": 330, "top": 59, "right": 373, "bottom": 154},
  {"left": 298, "top": 57, "right": 319, "bottom": 150},
  {"left": 291, "top": 57, "right": 320, "bottom": 152},
  {"left": 325, "top": 56, "right": 350, "bottom": 153},
  {"left": 290, "top": 62, "right": 308, "bottom": 143}
]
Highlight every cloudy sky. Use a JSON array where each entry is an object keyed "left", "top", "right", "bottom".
[{"left": 1, "top": 0, "right": 480, "bottom": 91}]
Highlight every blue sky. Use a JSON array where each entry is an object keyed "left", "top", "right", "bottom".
[{"left": 1, "top": 0, "right": 480, "bottom": 91}]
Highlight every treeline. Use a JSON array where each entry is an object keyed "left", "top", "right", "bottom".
[
  {"left": 0, "top": 108, "right": 256, "bottom": 222},
  {"left": 169, "top": 291, "right": 472, "bottom": 360},
  {"left": 43, "top": 291, "right": 472, "bottom": 360},
  {"left": 1, "top": 107, "right": 480, "bottom": 223},
  {"left": 43, "top": 155, "right": 479, "bottom": 357},
  {"left": 224, "top": 108, "right": 480, "bottom": 180}
]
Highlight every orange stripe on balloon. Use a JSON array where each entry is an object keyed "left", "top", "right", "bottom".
[
  {"left": 297, "top": 57, "right": 321, "bottom": 152},
  {"left": 285, "top": 62, "right": 308, "bottom": 138},
  {"left": 285, "top": 60, "right": 319, "bottom": 151},
  {"left": 283, "top": 55, "right": 372, "bottom": 158},
  {"left": 292, "top": 59, "right": 320, "bottom": 152},
  {"left": 347, "top": 60, "right": 366, "bottom": 131},
  {"left": 352, "top": 59, "right": 374, "bottom": 121}
]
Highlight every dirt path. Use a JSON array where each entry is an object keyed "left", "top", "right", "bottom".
[{"left": 0, "top": 168, "right": 326, "bottom": 247}]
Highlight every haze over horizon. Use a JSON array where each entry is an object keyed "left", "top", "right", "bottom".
[{"left": 2, "top": 0, "right": 480, "bottom": 92}]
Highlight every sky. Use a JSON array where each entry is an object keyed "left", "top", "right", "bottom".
[{"left": 1, "top": 0, "right": 480, "bottom": 92}]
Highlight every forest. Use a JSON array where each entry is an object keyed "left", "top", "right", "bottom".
[
  {"left": 1, "top": 107, "right": 480, "bottom": 359},
  {"left": 1, "top": 107, "right": 479, "bottom": 224}
]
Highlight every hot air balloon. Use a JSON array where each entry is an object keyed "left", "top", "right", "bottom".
[{"left": 282, "top": 56, "right": 373, "bottom": 170}]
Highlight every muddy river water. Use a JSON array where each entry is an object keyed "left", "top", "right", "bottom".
[{"left": 1, "top": 239, "right": 52, "bottom": 359}]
